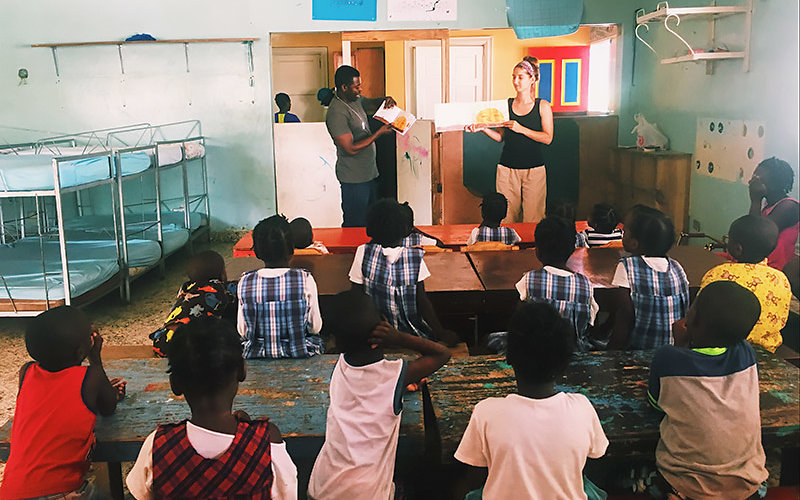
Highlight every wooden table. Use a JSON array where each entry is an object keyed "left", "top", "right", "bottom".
[
  {"left": 232, "top": 222, "right": 593, "bottom": 257},
  {"left": 226, "top": 252, "right": 483, "bottom": 296},
  {"left": 468, "top": 246, "right": 726, "bottom": 291},
  {"left": 0, "top": 356, "right": 423, "bottom": 498},
  {"left": 427, "top": 349, "right": 800, "bottom": 462}
]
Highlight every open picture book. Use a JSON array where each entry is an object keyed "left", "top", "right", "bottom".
[{"left": 373, "top": 100, "right": 417, "bottom": 135}]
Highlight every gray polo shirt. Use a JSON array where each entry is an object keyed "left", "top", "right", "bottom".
[{"left": 325, "top": 96, "right": 378, "bottom": 184}]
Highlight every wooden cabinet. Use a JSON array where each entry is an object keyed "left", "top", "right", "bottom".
[{"left": 609, "top": 148, "right": 692, "bottom": 232}]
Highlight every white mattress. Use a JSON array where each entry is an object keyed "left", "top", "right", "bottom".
[{"left": 0, "top": 151, "right": 151, "bottom": 191}]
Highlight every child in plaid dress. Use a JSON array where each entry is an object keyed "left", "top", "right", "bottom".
[
  {"left": 238, "top": 215, "right": 324, "bottom": 359},
  {"left": 127, "top": 318, "right": 298, "bottom": 499},
  {"left": 549, "top": 200, "right": 589, "bottom": 248},
  {"left": 466, "top": 193, "right": 522, "bottom": 246},
  {"left": 399, "top": 201, "right": 444, "bottom": 248},
  {"left": 516, "top": 217, "right": 599, "bottom": 351},
  {"left": 349, "top": 199, "right": 458, "bottom": 345},
  {"left": 609, "top": 205, "right": 689, "bottom": 349},
  {"left": 150, "top": 250, "right": 237, "bottom": 357}
]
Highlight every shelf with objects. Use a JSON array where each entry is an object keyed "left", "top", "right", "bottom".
[{"left": 635, "top": 0, "right": 753, "bottom": 74}]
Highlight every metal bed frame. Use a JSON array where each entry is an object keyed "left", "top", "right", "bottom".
[
  {"left": 0, "top": 149, "right": 120, "bottom": 316},
  {"left": 0, "top": 120, "right": 211, "bottom": 314}
]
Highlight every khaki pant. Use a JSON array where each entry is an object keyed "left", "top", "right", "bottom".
[{"left": 496, "top": 164, "right": 546, "bottom": 223}]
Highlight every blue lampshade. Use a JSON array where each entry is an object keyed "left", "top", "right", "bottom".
[{"left": 506, "top": 0, "right": 584, "bottom": 39}]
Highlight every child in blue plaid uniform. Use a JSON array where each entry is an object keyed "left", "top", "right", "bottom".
[
  {"left": 238, "top": 215, "right": 324, "bottom": 358},
  {"left": 549, "top": 200, "right": 589, "bottom": 248},
  {"left": 608, "top": 205, "right": 689, "bottom": 349},
  {"left": 466, "top": 193, "right": 522, "bottom": 246},
  {"left": 349, "top": 199, "right": 458, "bottom": 345},
  {"left": 399, "top": 202, "right": 444, "bottom": 248},
  {"left": 515, "top": 217, "right": 599, "bottom": 351}
]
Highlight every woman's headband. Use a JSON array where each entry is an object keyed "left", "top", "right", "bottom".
[{"left": 518, "top": 60, "right": 536, "bottom": 78}]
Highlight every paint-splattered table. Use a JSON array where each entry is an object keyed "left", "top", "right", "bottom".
[
  {"left": 0, "top": 355, "right": 423, "bottom": 499},
  {"left": 426, "top": 349, "right": 799, "bottom": 462}
]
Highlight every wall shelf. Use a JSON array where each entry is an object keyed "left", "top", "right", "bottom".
[
  {"left": 31, "top": 38, "right": 260, "bottom": 80},
  {"left": 635, "top": 1, "right": 752, "bottom": 74}
]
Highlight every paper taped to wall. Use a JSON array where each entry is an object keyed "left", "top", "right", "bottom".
[
  {"left": 434, "top": 100, "right": 509, "bottom": 132},
  {"left": 374, "top": 101, "right": 417, "bottom": 135},
  {"left": 694, "top": 117, "right": 765, "bottom": 184},
  {"left": 387, "top": 0, "right": 457, "bottom": 21}
]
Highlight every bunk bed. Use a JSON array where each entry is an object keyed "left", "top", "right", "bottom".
[{"left": 0, "top": 121, "right": 212, "bottom": 315}]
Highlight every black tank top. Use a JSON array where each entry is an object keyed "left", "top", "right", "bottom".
[{"left": 498, "top": 97, "right": 545, "bottom": 169}]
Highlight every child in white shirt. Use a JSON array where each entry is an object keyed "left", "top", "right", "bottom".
[
  {"left": 455, "top": 302, "right": 608, "bottom": 500},
  {"left": 308, "top": 290, "right": 451, "bottom": 500}
]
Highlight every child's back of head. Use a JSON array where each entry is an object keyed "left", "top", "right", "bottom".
[
  {"left": 187, "top": 250, "right": 227, "bottom": 283},
  {"left": 507, "top": 302, "right": 574, "bottom": 384},
  {"left": 399, "top": 202, "right": 415, "bottom": 237},
  {"left": 168, "top": 316, "right": 244, "bottom": 400},
  {"left": 330, "top": 290, "right": 382, "bottom": 354},
  {"left": 252, "top": 214, "right": 293, "bottom": 264},
  {"left": 366, "top": 198, "right": 408, "bottom": 247},
  {"left": 624, "top": 204, "right": 675, "bottom": 256},
  {"left": 534, "top": 216, "right": 577, "bottom": 266},
  {"left": 727, "top": 215, "right": 779, "bottom": 264},
  {"left": 590, "top": 203, "right": 620, "bottom": 234},
  {"left": 547, "top": 200, "right": 577, "bottom": 224},
  {"left": 289, "top": 217, "right": 314, "bottom": 250},
  {"left": 480, "top": 192, "right": 508, "bottom": 227},
  {"left": 26, "top": 306, "right": 91, "bottom": 372},
  {"left": 690, "top": 281, "right": 760, "bottom": 347}
]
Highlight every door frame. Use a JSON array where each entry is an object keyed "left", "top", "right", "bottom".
[
  {"left": 269, "top": 46, "right": 329, "bottom": 117},
  {"left": 404, "top": 36, "right": 493, "bottom": 117}
]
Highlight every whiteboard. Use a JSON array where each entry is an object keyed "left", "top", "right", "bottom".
[
  {"left": 274, "top": 123, "right": 342, "bottom": 227},
  {"left": 397, "top": 120, "right": 433, "bottom": 225},
  {"left": 694, "top": 117, "right": 765, "bottom": 183}
]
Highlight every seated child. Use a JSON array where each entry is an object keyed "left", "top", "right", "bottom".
[
  {"left": 748, "top": 157, "right": 799, "bottom": 270},
  {"left": 150, "top": 249, "right": 237, "bottom": 357},
  {"left": 455, "top": 302, "right": 608, "bottom": 500},
  {"left": 0, "top": 306, "right": 126, "bottom": 500},
  {"left": 466, "top": 193, "right": 522, "bottom": 246},
  {"left": 350, "top": 199, "right": 458, "bottom": 345},
  {"left": 238, "top": 215, "right": 324, "bottom": 358},
  {"left": 584, "top": 202, "right": 623, "bottom": 247},
  {"left": 609, "top": 205, "right": 689, "bottom": 349},
  {"left": 548, "top": 200, "right": 588, "bottom": 248},
  {"left": 648, "top": 281, "right": 768, "bottom": 499},
  {"left": 399, "top": 201, "right": 444, "bottom": 248},
  {"left": 290, "top": 216, "right": 330, "bottom": 255},
  {"left": 516, "top": 216, "right": 599, "bottom": 351},
  {"left": 700, "top": 214, "right": 791, "bottom": 352},
  {"left": 308, "top": 290, "right": 451, "bottom": 500},
  {"left": 127, "top": 317, "right": 298, "bottom": 499}
]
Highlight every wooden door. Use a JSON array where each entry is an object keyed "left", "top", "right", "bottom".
[
  {"left": 271, "top": 48, "right": 328, "bottom": 122},
  {"left": 354, "top": 47, "right": 385, "bottom": 98}
]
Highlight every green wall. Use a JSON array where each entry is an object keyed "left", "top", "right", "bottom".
[{"left": 621, "top": 0, "right": 799, "bottom": 238}]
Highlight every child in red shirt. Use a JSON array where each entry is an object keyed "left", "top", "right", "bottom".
[{"left": 0, "top": 306, "right": 126, "bottom": 500}]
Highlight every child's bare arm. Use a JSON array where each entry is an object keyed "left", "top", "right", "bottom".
[
  {"left": 369, "top": 322, "right": 451, "bottom": 385},
  {"left": 17, "top": 362, "right": 33, "bottom": 391},
  {"left": 607, "top": 288, "right": 633, "bottom": 350},
  {"left": 83, "top": 331, "right": 124, "bottom": 416}
]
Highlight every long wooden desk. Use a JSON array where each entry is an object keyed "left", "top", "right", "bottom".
[
  {"left": 232, "top": 222, "right": 593, "bottom": 257},
  {"left": 226, "top": 252, "right": 482, "bottom": 296},
  {"left": 468, "top": 246, "right": 726, "bottom": 291},
  {"left": 427, "top": 349, "right": 800, "bottom": 462},
  {"left": 0, "top": 356, "right": 423, "bottom": 498}
]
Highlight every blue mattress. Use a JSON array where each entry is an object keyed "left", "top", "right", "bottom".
[
  {"left": 0, "top": 151, "right": 151, "bottom": 191},
  {"left": 1, "top": 237, "right": 163, "bottom": 269},
  {"left": 56, "top": 217, "right": 193, "bottom": 256},
  {"left": 0, "top": 237, "right": 164, "bottom": 301},
  {"left": 60, "top": 211, "right": 206, "bottom": 233}
]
